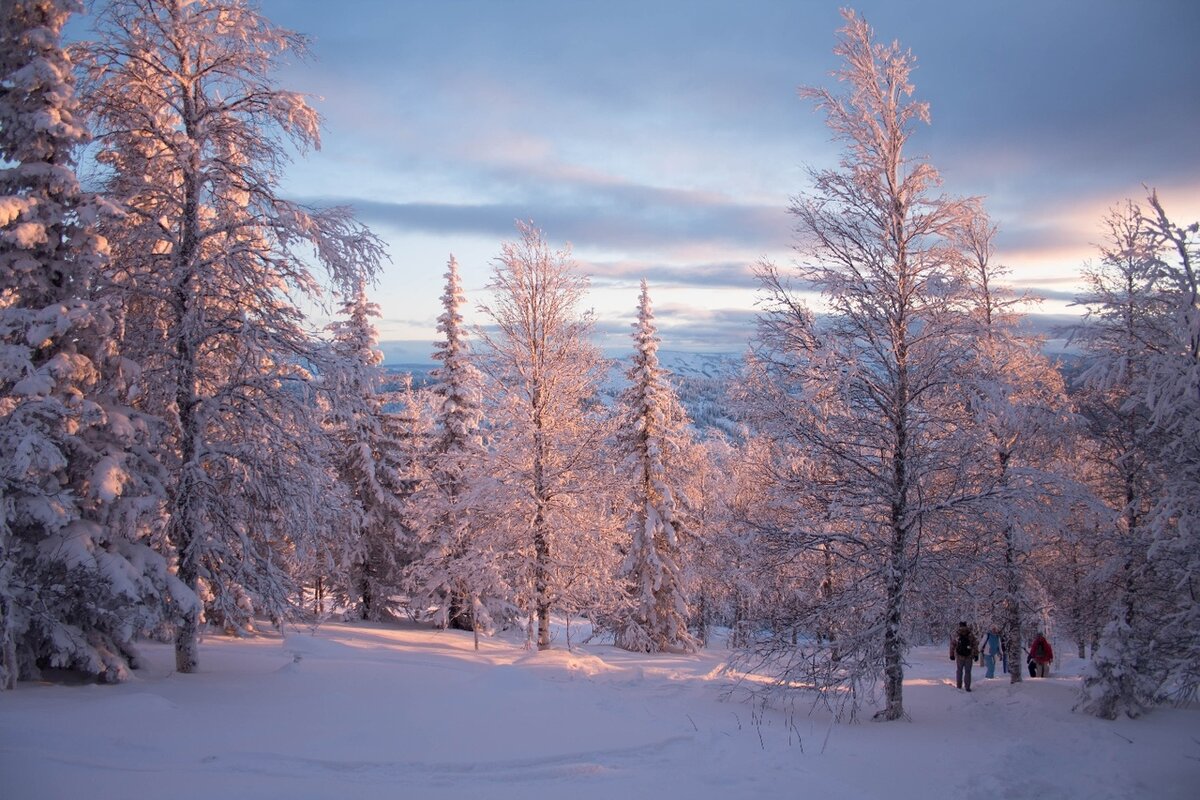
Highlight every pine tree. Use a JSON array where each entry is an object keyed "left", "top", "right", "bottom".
[
  {"left": 323, "top": 282, "right": 413, "bottom": 621},
  {"left": 0, "top": 0, "right": 185, "bottom": 687},
  {"left": 79, "top": 0, "right": 384, "bottom": 671},
  {"left": 405, "top": 256, "right": 504, "bottom": 637},
  {"left": 613, "top": 280, "right": 696, "bottom": 653}
]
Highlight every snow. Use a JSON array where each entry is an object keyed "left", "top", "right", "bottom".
[{"left": 2, "top": 621, "right": 1196, "bottom": 799}]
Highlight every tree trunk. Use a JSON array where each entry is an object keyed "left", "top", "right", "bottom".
[
  {"left": 532, "top": 402, "right": 552, "bottom": 650},
  {"left": 172, "top": 90, "right": 204, "bottom": 675},
  {"left": 878, "top": 345, "right": 910, "bottom": 721},
  {"left": 1002, "top": 522, "right": 1024, "bottom": 684},
  {"left": 0, "top": 595, "right": 17, "bottom": 690}
]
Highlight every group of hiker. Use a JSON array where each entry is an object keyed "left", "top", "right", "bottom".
[{"left": 949, "top": 621, "right": 1054, "bottom": 691}]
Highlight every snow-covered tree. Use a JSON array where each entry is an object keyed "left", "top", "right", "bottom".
[
  {"left": 742, "top": 9, "right": 979, "bottom": 720},
  {"left": 322, "top": 282, "right": 414, "bottom": 621},
  {"left": 612, "top": 280, "right": 696, "bottom": 653},
  {"left": 406, "top": 256, "right": 505, "bottom": 637},
  {"left": 79, "top": 0, "right": 384, "bottom": 671},
  {"left": 955, "top": 213, "right": 1074, "bottom": 684},
  {"left": 478, "top": 222, "right": 610, "bottom": 650},
  {"left": 1076, "top": 192, "right": 1200, "bottom": 717},
  {"left": 1073, "top": 199, "right": 1167, "bottom": 718},
  {"left": 0, "top": 0, "right": 186, "bottom": 687},
  {"left": 1136, "top": 193, "right": 1200, "bottom": 707}
]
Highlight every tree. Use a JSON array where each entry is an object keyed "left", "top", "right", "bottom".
[
  {"left": 80, "top": 0, "right": 383, "bottom": 671},
  {"left": 1137, "top": 193, "right": 1200, "bottom": 707},
  {"left": 1, "top": 0, "right": 185, "bottom": 687},
  {"left": 478, "top": 222, "right": 609, "bottom": 650},
  {"left": 743, "top": 9, "right": 978, "bottom": 720},
  {"left": 955, "top": 213, "right": 1073, "bottom": 684},
  {"left": 322, "top": 282, "right": 413, "bottom": 621},
  {"left": 406, "top": 255, "right": 504, "bottom": 638},
  {"left": 1076, "top": 192, "right": 1200, "bottom": 717},
  {"left": 1073, "top": 199, "right": 1167, "bottom": 718},
  {"left": 612, "top": 280, "right": 696, "bottom": 653}
]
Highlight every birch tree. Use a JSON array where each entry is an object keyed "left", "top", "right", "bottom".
[
  {"left": 1073, "top": 200, "right": 1166, "bottom": 718},
  {"left": 956, "top": 214, "right": 1073, "bottom": 684},
  {"left": 80, "top": 0, "right": 384, "bottom": 671},
  {"left": 612, "top": 280, "right": 696, "bottom": 653},
  {"left": 1136, "top": 193, "right": 1200, "bottom": 707},
  {"left": 743, "top": 9, "right": 977, "bottom": 720},
  {"left": 478, "top": 222, "right": 608, "bottom": 650},
  {"left": 1076, "top": 193, "right": 1200, "bottom": 717}
]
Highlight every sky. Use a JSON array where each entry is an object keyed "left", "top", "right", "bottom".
[{"left": 88, "top": 0, "right": 1200, "bottom": 360}]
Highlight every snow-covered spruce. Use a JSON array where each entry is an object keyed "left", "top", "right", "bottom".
[
  {"left": 611, "top": 281, "right": 697, "bottom": 654},
  {"left": 0, "top": 0, "right": 189, "bottom": 688},
  {"left": 320, "top": 282, "right": 418, "bottom": 622},
  {"left": 405, "top": 256, "right": 513, "bottom": 640}
]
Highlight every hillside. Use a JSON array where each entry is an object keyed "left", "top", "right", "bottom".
[{"left": 2, "top": 621, "right": 1195, "bottom": 799}]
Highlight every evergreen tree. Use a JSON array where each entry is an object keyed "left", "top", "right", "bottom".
[
  {"left": 323, "top": 282, "right": 413, "bottom": 621},
  {"left": 406, "top": 256, "right": 505, "bottom": 637},
  {"left": 0, "top": 0, "right": 185, "bottom": 687},
  {"left": 613, "top": 280, "right": 696, "bottom": 653}
]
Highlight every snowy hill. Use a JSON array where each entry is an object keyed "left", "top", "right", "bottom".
[
  {"left": 601, "top": 350, "right": 743, "bottom": 439},
  {"left": 384, "top": 351, "right": 745, "bottom": 439},
  {"left": 2, "top": 621, "right": 1195, "bottom": 799}
]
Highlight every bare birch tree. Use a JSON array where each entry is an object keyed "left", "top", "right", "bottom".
[
  {"left": 79, "top": 0, "right": 383, "bottom": 671},
  {"left": 743, "top": 9, "right": 977, "bottom": 720},
  {"left": 478, "top": 222, "right": 608, "bottom": 650}
]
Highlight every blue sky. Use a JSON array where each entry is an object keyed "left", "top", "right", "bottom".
[{"left": 92, "top": 1, "right": 1200, "bottom": 359}]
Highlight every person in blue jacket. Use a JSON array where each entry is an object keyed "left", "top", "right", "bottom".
[{"left": 979, "top": 624, "right": 1004, "bottom": 678}]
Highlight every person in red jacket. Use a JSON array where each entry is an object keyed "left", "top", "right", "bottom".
[{"left": 1028, "top": 631, "right": 1053, "bottom": 677}]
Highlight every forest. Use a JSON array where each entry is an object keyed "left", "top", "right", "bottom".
[{"left": 1, "top": 0, "right": 1197, "bottom": 729}]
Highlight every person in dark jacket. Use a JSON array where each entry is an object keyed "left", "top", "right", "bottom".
[
  {"left": 949, "top": 621, "right": 979, "bottom": 691},
  {"left": 1028, "top": 631, "right": 1053, "bottom": 677}
]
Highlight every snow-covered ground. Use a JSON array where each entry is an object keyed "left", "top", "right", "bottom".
[{"left": 2, "top": 621, "right": 1196, "bottom": 799}]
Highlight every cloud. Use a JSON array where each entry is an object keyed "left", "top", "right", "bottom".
[
  {"left": 304, "top": 188, "right": 792, "bottom": 255},
  {"left": 579, "top": 259, "right": 759, "bottom": 290}
]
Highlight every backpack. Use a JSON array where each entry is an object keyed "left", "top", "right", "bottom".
[{"left": 955, "top": 630, "right": 972, "bottom": 657}]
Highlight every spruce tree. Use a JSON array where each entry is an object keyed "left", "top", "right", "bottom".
[
  {"left": 407, "top": 256, "right": 515, "bottom": 639},
  {"left": 614, "top": 280, "right": 696, "bottom": 653},
  {"left": 323, "top": 282, "right": 414, "bottom": 621},
  {"left": 1, "top": 0, "right": 182, "bottom": 687}
]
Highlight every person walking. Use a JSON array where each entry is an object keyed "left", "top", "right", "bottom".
[
  {"left": 980, "top": 625, "right": 1004, "bottom": 679},
  {"left": 950, "top": 621, "right": 979, "bottom": 691},
  {"left": 1028, "top": 631, "right": 1053, "bottom": 677}
]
